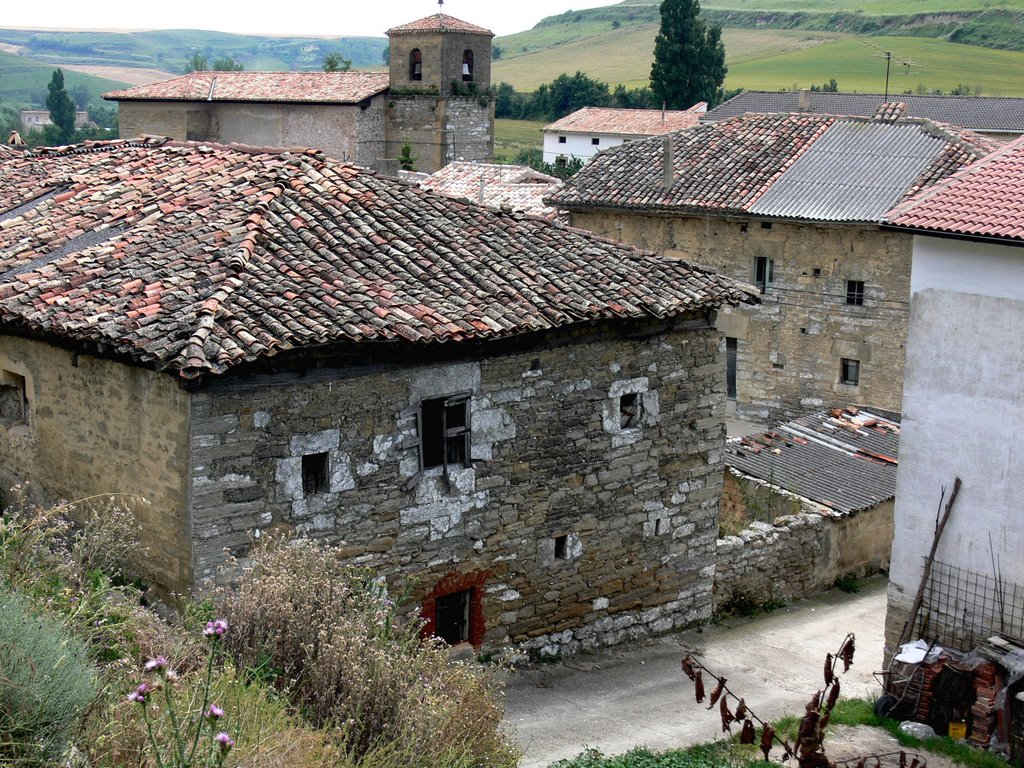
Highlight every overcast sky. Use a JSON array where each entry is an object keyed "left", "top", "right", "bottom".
[{"left": 2, "top": 0, "right": 619, "bottom": 37}]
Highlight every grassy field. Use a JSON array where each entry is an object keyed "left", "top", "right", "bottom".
[
  {"left": 0, "top": 50, "right": 127, "bottom": 107},
  {"left": 494, "top": 27, "right": 848, "bottom": 90},
  {"left": 494, "top": 118, "right": 547, "bottom": 163},
  {"left": 700, "top": 0, "right": 1024, "bottom": 11},
  {"left": 726, "top": 35, "right": 1024, "bottom": 95}
]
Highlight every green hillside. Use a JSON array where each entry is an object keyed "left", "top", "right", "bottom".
[
  {"left": 0, "top": 28, "right": 388, "bottom": 74},
  {"left": 0, "top": 51, "right": 127, "bottom": 107}
]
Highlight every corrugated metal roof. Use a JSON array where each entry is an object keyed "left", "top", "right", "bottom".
[
  {"left": 749, "top": 121, "right": 948, "bottom": 222},
  {"left": 726, "top": 407, "right": 900, "bottom": 514}
]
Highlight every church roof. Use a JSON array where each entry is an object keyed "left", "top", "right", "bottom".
[{"left": 387, "top": 13, "right": 493, "bottom": 36}]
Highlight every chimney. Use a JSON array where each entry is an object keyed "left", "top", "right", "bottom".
[
  {"left": 798, "top": 88, "right": 811, "bottom": 111},
  {"left": 662, "top": 135, "right": 674, "bottom": 188}
]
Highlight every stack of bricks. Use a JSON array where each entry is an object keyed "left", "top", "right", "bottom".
[
  {"left": 912, "top": 658, "right": 946, "bottom": 723},
  {"left": 970, "top": 660, "right": 999, "bottom": 746}
]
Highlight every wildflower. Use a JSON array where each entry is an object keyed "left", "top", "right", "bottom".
[
  {"left": 144, "top": 656, "right": 169, "bottom": 672},
  {"left": 127, "top": 682, "right": 150, "bottom": 704},
  {"left": 206, "top": 703, "right": 224, "bottom": 721},
  {"left": 165, "top": 669, "right": 179, "bottom": 682},
  {"left": 204, "top": 618, "right": 229, "bottom": 638},
  {"left": 215, "top": 731, "right": 235, "bottom": 753}
]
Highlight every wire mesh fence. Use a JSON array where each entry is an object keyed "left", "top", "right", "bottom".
[{"left": 917, "top": 559, "right": 1024, "bottom": 651}]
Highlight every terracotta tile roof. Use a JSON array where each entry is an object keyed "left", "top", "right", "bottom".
[
  {"left": 550, "top": 113, "right": 1000, "bottom": 223},
  {"left": 419, "top": 162, "right": 562, "bottom": 219},
  {"left": 727, "top": 406, "right": 901, "bottom": 515},
  {"left": 886, "top": 135, "right": 1024, "bottom": 241},
  {"left": 387, "top": 13, "right": 492, "bottom": 36},
  {"left": 703, "top": 91, "right": 1024, "bottom": 134},
  {"left": 544, "top": 105, "right": 707, "bottom": 137},
  {"left": 104, "top": 71, "right": 390, "bottom": 104},
  {"left": 0, "top": 138, "right": 754, "bottom": 381}
]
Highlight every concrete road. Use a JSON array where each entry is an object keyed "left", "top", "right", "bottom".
[{"left": 504, "top": 577, "right": 887, "bottom": 767}]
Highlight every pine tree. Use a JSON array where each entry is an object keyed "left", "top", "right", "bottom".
[
  {"left": 45, "top": 69, "right": 76, "bottom": 143},
  {"left": 649, "top": 0, "right": 727, "bottom": 109}
]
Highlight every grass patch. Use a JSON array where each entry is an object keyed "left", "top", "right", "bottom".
[
  {"left": 0, "top": 50, "right": 127, "bottom": 107},
  {"left": 550, "top": 743, "right": 736, "bottom": 768},
  {"left": 494, "top": 118, "right": 546, "bottom": 163}
]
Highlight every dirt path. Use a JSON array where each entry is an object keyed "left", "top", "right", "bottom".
[{"left": 503, "top": 577, "right": 889, "bottom": 767}]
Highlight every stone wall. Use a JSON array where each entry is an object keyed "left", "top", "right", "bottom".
[
  {"left": 117, "top": 102, "right": 212, "bottom": 142},
  {"left": 569, "top": 210, "right": 911, "bottom": 422},
  {"left": 0, "top": 337, "right": 193, "bottom": 592},
  {"left": 188, "top": 319, "right": 725, "bottom": 655},
  {"left": 386, "top": 95, "right": 493, "bottom": 173},
  {"left": 715, "top": 470, "right": 894, "bottom": 609},
  {"left": 388, "top": 31, "right": 492, "bottom": 97}
]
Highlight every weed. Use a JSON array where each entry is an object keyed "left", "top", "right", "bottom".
[
  {"left": 835, "top": 575, "right": 862, "bottom": 594},
  {"left": 715, "top": 591, "right": 785, "bottom": 619}
]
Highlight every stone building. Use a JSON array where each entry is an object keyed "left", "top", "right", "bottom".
[
  {"left": 550, "top": 110, "right": 999, "bottom": 423},
  {"left": 0, "top": 137, "right": 754, "bottom": 655},
  {"left": 104, "top": 11, "right": 494, "bottom": 174},
  {"left": 882, "top": 136, "right": 1024, "bottom": 655}
]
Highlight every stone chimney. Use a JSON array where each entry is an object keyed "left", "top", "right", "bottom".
[
  {"left": 662, "top": 135, "right": 675, "bottom": 188},
  {"left": 798, "top": 88, "right": 811, "bottom": 111}
]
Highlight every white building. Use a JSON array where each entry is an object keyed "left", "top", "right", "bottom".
[
  {"left": 882, "top": 136, "right": 1024, "bottom": 654},
  {"left": 542, "top": 104, "right": 706, "bottom": 166}
]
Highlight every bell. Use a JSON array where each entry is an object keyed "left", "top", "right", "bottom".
[{"left": 462, "top": 63, "right": 471, "bottom": 76}]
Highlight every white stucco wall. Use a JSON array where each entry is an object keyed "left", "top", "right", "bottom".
[
  {"left": 887, "top": 235, "right": 1024, "bottom": 638},
  {"left": 542, "top": 131, "right": 628, "bottom": 164}
]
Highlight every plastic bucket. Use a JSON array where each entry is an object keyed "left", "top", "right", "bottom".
[{"left": 948, "top": 721, "right": 967, "bottom": 739}]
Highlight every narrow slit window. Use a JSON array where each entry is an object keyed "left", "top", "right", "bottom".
[
  {"left": 0, "top": 370, "right": 28, "bottom": 424},
  {"left": 462, "top": 50, "right": 474, "bottom": 81},
  {"left": 846, "top": 280, "right": 865, "bottom": 306},
  {"left": 554, "top": 534, "right": 568, "bottom": 560},
  {"left": 840, "top": 358, "right": 861, "bottom": 386},
  {"left": 754, "top": 256, "right": 774, "bottom": 294},
  {"left": 654, "top": 518, "right": 666, "bottom": 536},
  {"left": 410, "top": 48, "right": 423, "bottom": 81},
  {"left": 302, "top": 452, "right": 329, "bottom": 495}
]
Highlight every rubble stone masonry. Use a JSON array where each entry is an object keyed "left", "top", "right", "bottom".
[
  {"left": 568, "top": 210, "right": 911, "bottom": 422},
  {"left": 188, "top": 320, "right": 725, "bottom": 655}
]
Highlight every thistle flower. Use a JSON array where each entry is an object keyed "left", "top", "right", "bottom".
[
  {"left": 204, "top": 618, "right": 229, "bottom": 638},
  {"left": 206, "top": 703, "right": 224, "bottom": 721},
  {"left": 215, "top": 731, "right": 235, "bottom": 752},
  {"left": 127, "top": 682, "right": 150, "bottom": 704},
  {"left": 144, "top": 656, "right": 169, "bottom": 672}
]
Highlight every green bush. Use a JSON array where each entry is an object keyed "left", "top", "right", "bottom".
[
  {"left": 0, "top": 588, "right": 97, "bottom": 764},
  {"left": 216, "top": 539, "right": 518, "bottom": 768}
]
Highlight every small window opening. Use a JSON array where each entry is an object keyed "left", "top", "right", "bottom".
[
  {"left": 554, "top": 534, "right": 569, "bottom": 560},
  {"left": 591, "top": 137, "right": 600, "bottom": 146},
  {"left": 654, "top": 518, "right": 666, "bottom": 536},
  {"left": 421, "top": 394, "right": 471, "bottom": 470},
  {"left": 800, "top": 327, "right": 808, "bottom": 335},
  {"left": 772, "top": 362, "right": 784, "bottom": 370},
  {"left": 555, "top": 156, "right": 567, "bottom": 168},
  {"left": 462, "top": 50, "right": 474, "bottom": 81},
  {"left": 619, "top": 392, "right": 641, "bottom": 429},
  {"left": 530, "top": 358, "right": 541, "bottom": 371},
  {"left": 841, "top": 358, "right": 861, "bottom": 386},
  {"left": 410, "top": 48, "right": 423, "bottom": 81},
  {"left": 302, "top": 452, "right": 329, "bottom": 495},
  {"left": 754, "top": 256, "right": 774, "bottom": 294},
  {"left": 0, "top": 370, "right": 28, "bottom": 424},
  {"left": 846, "top": 280, "right": 865, "bottom": 306},
  {"left": 760, "top": 221, "right": 773, "bottom": 230},
  {"left": 558, "top": 135, "right": 567, "bottom": 144},
  {"left": 435, "top": 589, "right": 471, "bottom": 645},
  {"left": 812, "top": 268, "right": 822, "bottom": 277}
]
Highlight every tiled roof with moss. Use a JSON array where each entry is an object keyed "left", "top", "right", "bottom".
[{"left": 104, "top": 71, "right": 390, "bottom": 104}]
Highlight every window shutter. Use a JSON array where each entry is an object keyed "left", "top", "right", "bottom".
[{"left": 400, "top": 407, "right": 424, "bottom": 492}]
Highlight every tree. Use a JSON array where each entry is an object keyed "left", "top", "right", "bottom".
[
  {"left": 69, "top": 83, "right": 91, "bottom": 111},
  {"left": 649, "top": 0, "right": 727, "bottom": 109},
  {"left": 399, "top": 143, "right": 416, "bottom": 171},
  {"left": 45, "top": 68, "right": 76, "bottom": 142},
  {"left": 184, "top": 52, "right": 208, "bottom": 73},
  {"left": 322, "top": 52, "right": 352, "bottom": 72},
  {"left": 211, "top": 56, "right": 243, "bottom": 72}
]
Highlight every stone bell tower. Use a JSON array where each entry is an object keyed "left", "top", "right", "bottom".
[{"left": 384, "top": 4, "right": 495, "bottom": 173}]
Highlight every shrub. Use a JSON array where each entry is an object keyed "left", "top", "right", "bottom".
[
  {"left": 215, "top": 539, "right": 518, "bottom": 768},
  {"left": 0, "top": 588, "right": 97, "bottom": 764}
]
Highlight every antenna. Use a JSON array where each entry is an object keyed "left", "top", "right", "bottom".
[{"left": 860, "top": 40, "right": 918, "bottom": 101}]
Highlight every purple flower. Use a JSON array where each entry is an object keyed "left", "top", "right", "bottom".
[
  {"left": 127, "top": 683, "right": 150, "bottom": 704},
  {"left": 144, "top": 656, "right": 169, "bottom": 672},
  {"left": 203, "top": 618, "right": 229, "bottom": 638},
  {"left": 215, "top": 731, "right": 235, "bottom": 752},
  {"left": 206, "top": 703, "right": 224, "bottom": 721}
]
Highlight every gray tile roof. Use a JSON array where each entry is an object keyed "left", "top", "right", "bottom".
[
  {"left": 704, "top": 91, "right": 1024, "bottom": 133},
  {"left": 749, "top": 121, "right": 949, "bottom": 221},
  {"left": 725, "top": 407, "right": 900, "bottom": 514}
]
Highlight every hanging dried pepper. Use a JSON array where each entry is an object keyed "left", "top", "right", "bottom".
[
  {"left": 741, "top": 719, "right": 756, "bottom": 745},
  {"left": 900, "top": 752, "right": 907, "bottom": 768},
  {"left": 824, "top": 652, "right": 834, "bottom": 685},
  {"left": 840, "top": 635, "right": 856, "bottom": 672},
  {"left": 826, "top": 679, "right": 841, "bottom": 711},
  {"left": 720, "top": 695, "right": 734, "bottom": 732},
  {"left": 759, "top": 724, "right": 776, "bottom": 761},
  {"left": 694, "top": 669, "right": 705, "bottom": 703},
  {"left": 734, "top": 697, "right": 748, "bottom": 722},
  {"left": 681, "top": 655, "right": 697, "bottom": 681},
  {"left": 707, "top": 676, "right": 727, "bottom": 709}
]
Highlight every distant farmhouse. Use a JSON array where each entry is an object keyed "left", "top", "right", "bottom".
[
  {"left": 542, "top": 104, "right": 706, "bottom": 166},
  {"left": 21, "top": 110, "right": 91, "bottom": 133},
  {"left": 550, "top": 109, "right": 999, "bottom": 422},
  {"left": 883, "top": 135, "right": 1024, "bottom": 655},
  {"left": 704, "top": 91, "right": 1024, "bottom": 143},
  {"left": 0, "top": 136, "right": 754, "bottom": 655},
  {"left": 104, "top": 12, "right": 495, "bottom": 174}
]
